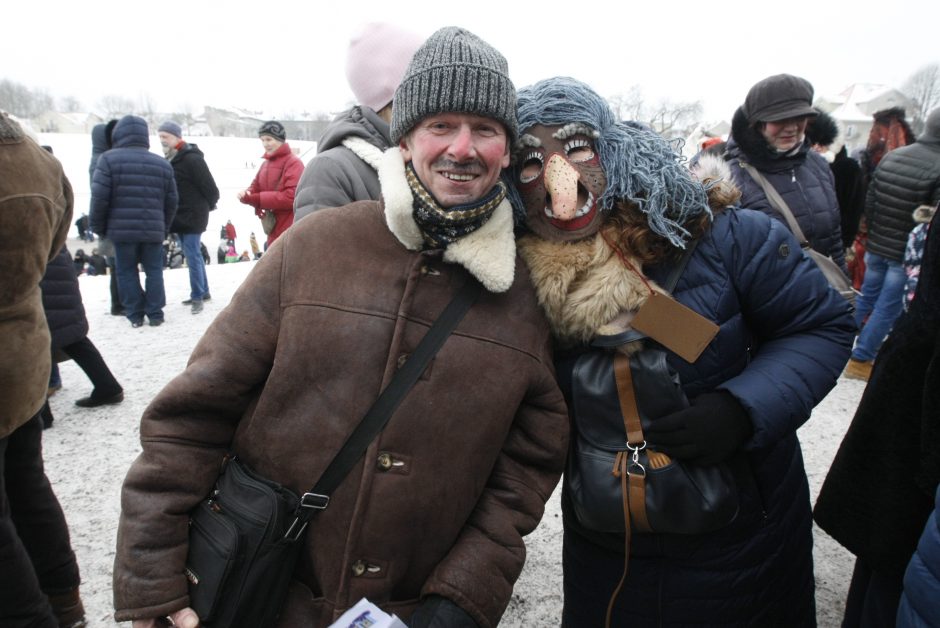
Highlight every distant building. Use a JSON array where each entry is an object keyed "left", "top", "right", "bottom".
[
  {"left": 203, "top": 106, "right": 330, "bottom": 141},
  {"left": 815, "top": 84, "right": 916, "bottom": 154},
  {"left": 32, "top": 111, "right": 103, "bottom": 134}
]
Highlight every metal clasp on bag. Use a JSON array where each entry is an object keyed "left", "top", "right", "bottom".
[
  {"left": 283, "top": 492, "right": 330, "bottom": 541},
  {"left": 626, "top": 440, "right": 647, "bottom": 476}
]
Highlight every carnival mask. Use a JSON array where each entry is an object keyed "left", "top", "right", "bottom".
[{"left": 515, "top": 123, "right": 607, "bottom": 242}]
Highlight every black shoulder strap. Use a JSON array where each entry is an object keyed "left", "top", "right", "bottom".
[
  {"left": 662, "top": 238, "right": 700, "bottom": 293},
  {"left": 285, "top": 276, "right": 483, "bottom": 539}
]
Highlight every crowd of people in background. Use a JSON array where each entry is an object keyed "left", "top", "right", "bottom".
[{"left": 3, "top": 20, "right": 940, "bottom": 628}]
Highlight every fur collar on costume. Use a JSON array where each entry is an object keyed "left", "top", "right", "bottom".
[
  {"left": 378, "top": 147, "right": 517, "bottom": 293},
  {"left": 518, "top": 155, "right": 739, "bottom": 347}
]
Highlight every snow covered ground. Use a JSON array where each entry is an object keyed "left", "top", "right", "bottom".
[
  {"left": 41, "top": 239, "right": 865, "bottom": 627},
  {"left": 36, "top": 132, "right": 863, "bottom": 626}
]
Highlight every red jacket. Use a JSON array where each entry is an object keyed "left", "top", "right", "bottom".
[{"left": 241, "top": 142, "right": 304, "bottom": 244}]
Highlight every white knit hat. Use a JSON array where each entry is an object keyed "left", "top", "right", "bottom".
[{"left": 345, "top": 22, "right": 424, "bottom": 112}]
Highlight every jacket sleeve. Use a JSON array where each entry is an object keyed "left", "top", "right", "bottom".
[
  {"left": 163, "top": 168, "right": 179, "bottom": 234},
  {"left": 421, "top": 346, "right": 569, "bottom": 626},
  {"left": 715, "top": 212, "right": 855, "bottom": 452},
  {"left": 113, "top": 243, "right": 286, "bottom": 622},
  {"left": 89, "top": 158, "right": 112, "bottom": 236},
  {"left": 294, "top": 153, "right": 357, "bottom": 221},
  {"left": 50, "top": 175, "right": 73, "bottom": 260}
]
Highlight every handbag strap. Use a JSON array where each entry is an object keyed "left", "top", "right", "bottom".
[
  {"left": 738, "top": 161, "right": 811, "bottom": 248},
  {"left": 284, "top": 276, "right": 483, "bottom": 540}
]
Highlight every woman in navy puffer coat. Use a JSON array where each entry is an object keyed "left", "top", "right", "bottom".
[
  {"left": 724, "top": 75, "right": 847, "bottom": 273},
  {"left": 511, "top": 77, "right": 855, "bottom": 627}
]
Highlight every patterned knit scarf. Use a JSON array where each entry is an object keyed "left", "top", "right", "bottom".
[{"left": 406, "top": 162, "right": 506, "bottom": 249}]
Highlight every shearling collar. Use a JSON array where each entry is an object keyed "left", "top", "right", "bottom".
[{"left": 378, "top": 147, "right": 516, "bottom": 293}]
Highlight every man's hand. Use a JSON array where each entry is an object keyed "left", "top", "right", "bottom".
[
  {"left": 132, "top": 607, "right": 199, "bottom": 628},
  {"left": 236, "top": 190, "right": 248, "bottom": 201},
  {"left": 644, "top": 390, "right": 752, "bottom": 465}
]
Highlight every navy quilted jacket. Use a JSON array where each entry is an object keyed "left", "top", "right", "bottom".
[
  {"left": 897, "top": 485, "right": 940, "bottom": 628},
  {"left": 564, "top": 208, "right": 855, "bottom": 625},
  {"left": 40, "top": 247, "right": 88, "bottom": 351},
  {"left": 89, "top": 115, "right": 177, "bottom": 243},
  {"left": 725, "top": 107, "right": 847, "bottom": 272}
]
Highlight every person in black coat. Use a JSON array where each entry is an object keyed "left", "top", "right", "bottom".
[
  {"left": 806, "top": 110, "right": 867, "bottom": 249},
  {"left": 814, "top": 207, "right": 940, "bottom": 627},
  {"left": 157, "top": 121, "right": 219, "bottom": 314},
  {"left": 40, "top": 247, "right": 124, "bottom": 408}
]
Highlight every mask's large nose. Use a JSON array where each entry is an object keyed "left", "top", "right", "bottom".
[{"left": 544, "top": 154, "right": 581, "bottom": 220}]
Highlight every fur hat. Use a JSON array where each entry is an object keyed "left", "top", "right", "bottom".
[
  {"left": 743, "top": 74, "right": 817, "bottom": 124},
  {"left": 806, "top": 109, "right": 839, "bottom": 147},
  {"left": 158, "top": 120, "right": 182, "bottom": 138},
  {"left": 390, "top": 26, "right": 517, "bottom": 144},
  {"left": 258, "top": 120, "right": 286, "bottom": 142},
  {"left": 346, "top": 22, "right": 423, "bottom": 112},
  {"left": 511, "top": 77, "right": 710, "bottom": 248}
]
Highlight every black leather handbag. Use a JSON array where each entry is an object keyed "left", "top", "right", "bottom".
[
  {"left": 566, "top": 336, "right": 739, "bottom": 535},
  {"left": 184, "top": 278, "right": 482, "bottom": 627}
]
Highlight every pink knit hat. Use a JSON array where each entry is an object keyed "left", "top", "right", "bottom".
[{"left": 345, "top": 22, "right": 424, "bottom": 112}]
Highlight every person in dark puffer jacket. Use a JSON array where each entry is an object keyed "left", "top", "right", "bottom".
[
  {"left": 844, "top": 107, "right": 940, "bottom": 381},
  {"left": 90, "top": 115, "right": 178, "bottom": 328},
  {"left": 41, "top": 247, "right": 123, "bottom": 408},
  {"left": 724, "top": 74, "right": 847, "bottom": 273}
]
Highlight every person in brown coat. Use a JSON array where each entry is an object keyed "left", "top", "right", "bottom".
[
  {"left": 114, "top": 27, "right": 568, "bottom": 628},
  {"left": 0, "top": 112, "right": 86, "bottom": 627}
]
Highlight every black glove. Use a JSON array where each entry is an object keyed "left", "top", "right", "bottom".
[
  {"left": 644, "top": 390, "right": 752, "bottom": 465},
  {"left": 409, "top": 596, "right": 478, "bottom": 628}
]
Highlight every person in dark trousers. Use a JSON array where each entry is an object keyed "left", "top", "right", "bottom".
[
  {"left": 157, "top": 121, "right": 220, "bottom": 314},
  {"left": 90, "top": 115, "right": 178, "bottom": 328},
  {"left": 844, "top": 107, "right": 940, "bottom": 381},
  {"left": 89, "top": 120, "right": 124, "bottom": 315},
  {"left": 0, "top": 111, "right": 86, "bottom": 628},
  {"left": 815, "top": 208, "right": 940, "bottom": 628},
  {"left": 41, "top": 246, "right": 124, "bottom": 408}
]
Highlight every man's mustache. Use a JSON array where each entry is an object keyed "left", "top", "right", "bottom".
[{"left": 432, "top": 158, "right": 484, "bottom": 174}]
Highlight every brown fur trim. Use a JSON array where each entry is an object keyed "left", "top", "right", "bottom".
[
  {"left": 518, "top": 231, "right": 662, "bottom": 347},
  {"left": 692, "top": 155, "right": 741, "bottom": 210}
]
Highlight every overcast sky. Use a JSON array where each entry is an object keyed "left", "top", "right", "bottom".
[{"left": 6, "top": 0, "right": 938, "bottom": 124}]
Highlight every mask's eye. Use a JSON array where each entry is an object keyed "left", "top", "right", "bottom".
[
  {"left": 519, "top": 151, "right": 544, "bottom": 184},
  {"left": 565, "top": 138, "right": 595, "bottom": 163}
]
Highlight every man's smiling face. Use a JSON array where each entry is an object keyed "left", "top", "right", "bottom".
[{"left": 400, "top": 113, "right": 510, "bottom": 208}]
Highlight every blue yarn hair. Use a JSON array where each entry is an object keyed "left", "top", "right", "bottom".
[{"left": 509, "top": 76, "right": 711, "bottom": 247}]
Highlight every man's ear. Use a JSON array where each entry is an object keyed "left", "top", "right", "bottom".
[
  {"left": 500, "top": 138, "right": 510, "bottom": 169},
  {"left": 399, "top": 136, "right": 412, "bottom": 162}
]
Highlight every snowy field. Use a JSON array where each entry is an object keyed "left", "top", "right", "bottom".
[{"left": 37, "top": 132, "right": 863, "bottom": 626}]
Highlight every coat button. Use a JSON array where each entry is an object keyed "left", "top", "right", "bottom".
[
  {"left": 778, "top": 243, "right": 790, "bottom": 258},
  {"left": 397, "top": 353, "right": 409, "bottom": 368},
  {"left": 351, "top": 560, "right": 366, "bottom": 576},
  {"left": 377, "top": 453, "right": 393, "bottom": 471}
]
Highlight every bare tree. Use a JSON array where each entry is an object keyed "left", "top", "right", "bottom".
[
  {"left": 902, "top": 63, "right": 940, "bottom": 129},
  {"left": 97, "top": 94, "right": 135, "bottom": 120},
  {"left": 607, "top": 85, "right": 644, "bottom": 122},
  {"left": 59, "top": 95, "right": 83, "bottom": 112},
  {"left": 0, "top": 78, "right": 53, "bottom": 118},
  {"left": 648, "top": 99, "right": 704, "bottom": 138}
]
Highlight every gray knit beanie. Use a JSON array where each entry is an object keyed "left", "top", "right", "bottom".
[{"left": 390, "top": 26, "right": 517, "bottom": 145}]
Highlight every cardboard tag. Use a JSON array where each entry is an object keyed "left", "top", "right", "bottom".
[{"left": 630, "top": 292, "right": 718, "bottom": 363}]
